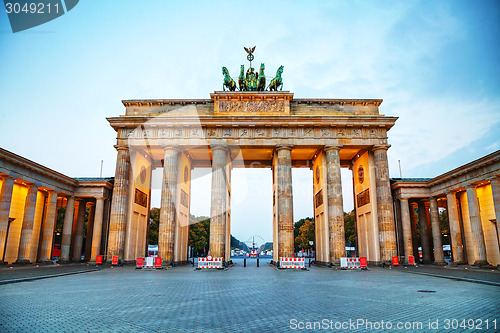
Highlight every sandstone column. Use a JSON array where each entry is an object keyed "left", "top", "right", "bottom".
[
  {"left": 159, "top": 146, "right": 180, "bottom": 264},
  {"left": 39, "top": 191, "right": 58, "bottom": 262},
  {"left": 418, "top": 201, "right": 432, "bottom": 263},
  {"left": 429, "top": 197, "right": 445, "bottom": 263},
  {"left": 60, "top": 196, "right": 75, "bottom": 262},
  {"left": 0, "top": 176, "right": 15, "bottom": 263},
  {"left": 90, "top": 197, "right": 105, "bottom": 262},
  {"left": 107, "top": 146, "right": 131, "bottom": 262},
  {"left": 275, "top": 146, "right": 294, "bottom": 259},
  {"left": 490, "top": 178, "right": 500, "bottom": 245},
  {"left": 209, "top": 145, "right": 230, "bottom": 260},
  {"left": 83, "top": 202, "right": 95, "bottom": 261},
  {"left": 72, "top": 200, "right": 87, "bottom": 261},
  {"left": 400, "top": 198, "right": 413, "bottom": 264},
  {"left": 16, "top": 185, "right": 38, "bottom": 263},
  {"left": 466, "top": 185, "right": 488, "bottom": 266},
  {"left": 325, "top": 146, "right": 344, "bottom": 264},
  {"left": 372, "top": 145, "right": 397, "bottom": 262},
  {"left": 446, "top": 192, "right": 464, "bottom": 264}
]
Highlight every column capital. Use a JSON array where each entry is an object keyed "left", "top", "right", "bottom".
[
  {"left": 275, "top": 145, "right": 293, "bottom": 151},
  {"left": 324, "top": 145, "right": 342, "bottom": 152},
  {"left": 372, "top": 144, "right": 391, "bottom": 151},
  {"left": 210, "top": 144, "right": 229, "bottom": 152},
  {"left": 114, "top": 145, "right": 129, "bottom": 152},
  {"left": 161, "top": 144, "right": 180, "bottom": 152},
  {"left": 400, "top": 197, "right": 409, "bottom": 202}
]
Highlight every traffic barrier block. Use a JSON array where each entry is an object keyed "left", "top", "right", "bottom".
[
  {"left": 197, "top": 255, "right": 223, "bottom": 269},
  {"left": 408, "top": 255, "right": 415, "bottom": 265},
  {"left": 340, "top": 257, "right": 361, "bottom": 270},
  {"left": 111, "top": 256, "right": 118, "bottom": 266},
  {"left": 96, "top": 255, "right": 103, "bottom": 265},
  {"left": 279, "top": 257, "right": 305, "bottom": 269},
  {"left": 392, "top": 256, "right": 399, "bottom": 266},
  {"left": 136, "top": 257, "right": 144, "bottom": 269}
]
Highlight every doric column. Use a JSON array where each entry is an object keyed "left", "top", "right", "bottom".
[
  {"left": 372, "top": 145, "right": 397, "bottom": 262},
  {"left": 209, "top": 145, "right": 230, "bottom": 259},
  {"left": 107, "top": 146, "right": 131, "bottom": 262},
  {"left": 16, "top": 184, "right": 38, "bottom": 263},
  {"left": 0, "top": 176, "right": 15, "bottom": 263},
  {"left": 325, "top": 146, "right": 344, "bottom": 264},
  {"left": 418, "top": 201, "right": 432, "bottom": 264},
  {"left": 84, "top": 203, "right": 95, "bottom": 261},
  {"left": 159, "top": 146, "right": 180, "bottom": 263},
  {"left": 466, "top": 185, "right": 488, "bottom": 266},
  {"left": 490, "top": 178, "right": 500, "bottom": 245},
  {"left": 275, "top": 146, "right": 294, "bottom": 259},
  {"left": 90, "top": 197, "right": 105, "bottom": 262},
  {"left": 72, "top": 200, "right": 87, "bottom": 261},
  {"left": 60, "top": 196, "right": 75, "bottom": 261},
  {"left": 446, "top": 192, "right": 464, "bottom": 264},
  {"left": 39, "top": 191, "right": 58, "bottom": 262},
  {"left": 400, "top": 198, "right": 413, "bottom": 264},
  {"left": 429, "top": 197, "right": 445, "bottom": 263}
]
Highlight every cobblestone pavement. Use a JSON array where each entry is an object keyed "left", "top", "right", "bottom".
[
  {"left": 0, "top": 263, "right": 99, "bottom": 283},
  {"left": 0, "top": 260, "right": 498, "bottom": 332},
  {"left": 398, "top": 264, "right": 500, "bottom": 285}
]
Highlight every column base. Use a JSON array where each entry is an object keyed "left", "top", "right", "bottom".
[
  {"left": 13, "top": 259, "right": 32, "bottom": 265},
  {"left": 37, "top": 260, "right": 55, "bottom": 265},
  {"left": 432, "top": 261, "right": 447, "bottom": 266},
  {"left": 473, "top": 260, "right": 489, "bottom": 267},
  {"left": 450, "top": 261, "right": 466, "bottom": 266}
]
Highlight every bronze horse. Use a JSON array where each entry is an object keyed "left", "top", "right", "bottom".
[
  {"left": 257, "top": 63, "right": 266, "bottom": 91},
  {"left": 222, "top": 66, "right": 236, "bottom": 91},
  {"left": 268, "top": 65, "right": 284, "bottom": 91},
  {"left": 238, "top": 65, "right": 247, "bottom": 91}
]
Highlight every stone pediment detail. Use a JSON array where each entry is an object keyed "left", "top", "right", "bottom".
[{"left": 211, "top": 91, "right": 293, "bottom": 115}]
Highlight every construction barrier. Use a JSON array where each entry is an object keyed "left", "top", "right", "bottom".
[
  {"left": 144, "top": 256, "right": 154, "bottom": 268},
  {"left": 279, "top": 257, "right": 305, "bottom": 269},
  {"left": 111, "top": 255, "right": 118, "bottom": 266},
  {"left": 340, "top": 257, "right": 361, "bottom": 269},
  {"left": 408, "top": 255, "right": 415, "bottom": 265},
  {"left": 154, "top": 256, "right": 162, "bottom": 268},
  {"left": 96, "top": 255, "right": 103, "bottom": 265},
  {"left": 360, "top": 257, "right": 368, "bottom": 269},
  {"left": 197, "top": 256, "right": 223, "bottom": 269},
  {"left": 392, "top": 256, "right": 399, "bottom": 266},
  {"left": 136, "top": 257, "right": 144, "bottom": 269}
]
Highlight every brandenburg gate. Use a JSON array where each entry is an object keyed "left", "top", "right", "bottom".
[{"left": 107, "top": 90, "right": 398, "bottom": 266}]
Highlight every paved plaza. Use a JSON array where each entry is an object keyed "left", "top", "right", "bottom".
[{"left": 0, "top": 261, "right": 498, "bottom": 332}]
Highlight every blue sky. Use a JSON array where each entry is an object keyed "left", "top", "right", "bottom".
[{"left": 1, "top": 1, "right": 499, "bottom": 244}]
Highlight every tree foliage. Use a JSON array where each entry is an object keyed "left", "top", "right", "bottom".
[
  {"left": 189, "top": 215, "right": 210, "bottom": 257},
  {"left": 344, "top": 211, "right": 356, "bottom": 246},
  {"left": 148, "top": 207, "right": 160, "bottom": 245}
]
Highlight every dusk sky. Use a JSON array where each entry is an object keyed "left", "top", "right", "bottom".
[{"left": 1, "top": 1, "right": 499, "bottom": 245}]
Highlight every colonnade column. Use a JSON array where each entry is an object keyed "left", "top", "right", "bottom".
[
  {"left": 446, "top": 192, "right": 464, "bottom": 264},
  {"left": 418, "top": 201, "right": 432, "bottom": 264},
  {"left": 107, "top": 146, "right": 131, "bottom": 262},
  {"left": 0, "top": 176, "right": 15, "bottom": 263},
  {"left": 429, "top": 197, "right": 445, "bottom": 263},
  {"left": 159, "top": 146, "right": 180, "bottom": 264},
  {"left": 490, "top": 178, "right": 500, "bottom": 244},
  {"left": 466, "top": 185, "right": 488, "bottom": 266},
  {"left": 325, "top": 146, "right": 344, "bottom": 264},
  {"left": 275, "top": 146, "right": 294, "bottom": 259},
  {"left": 39, "top": 191, "right": 58, "bottom": 262},
  {"left": 15, "top": 184, "right": 38, "bottom": 263},
  {"left": 399, "top": 198, "right": 413, "bottom": 264},
  {"left": 90, "top": 197, "right": 105, "bottom": 262},
  {"left": 209, "top": 145, "right": 230, "bottom": 260},
  {"left": 372, "top": 145, "right": 397, "bottom": 262},
  {"left": 60, "top": 196, "right": 75, "bottom": 261},
  {"left": 84, "top": 203, "right": 95, "bottom": 261},
  {"left": 72, "top": 199, "right": 87, "bottom": 261}
]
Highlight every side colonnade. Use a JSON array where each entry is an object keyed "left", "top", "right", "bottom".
[
  {"left": 0, "top": 148, "right": 112, "bottom": 264},
  {"left": 392, "top": 150, "right": 500, "bottom": 267}
]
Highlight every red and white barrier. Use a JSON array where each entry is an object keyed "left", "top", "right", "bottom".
[
  {"left": 279, "top": 257, "right": 305, "bottom": 269},
  {"left": 136, "top": 256, "right": 162, "bottom": 269},
  {"left": 340, "top": 257, "right": 361, "bottom": 269},
  {"left": 197, "top": 256, "right": 223, "bottom": 269}
]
